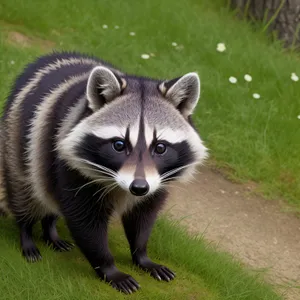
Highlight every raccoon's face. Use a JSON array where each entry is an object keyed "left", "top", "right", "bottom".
[{"left": 59, "top": 66, "right": 208, "bottom": 197}]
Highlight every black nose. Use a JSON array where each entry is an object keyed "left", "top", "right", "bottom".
[{"left": 129, "top": 179, "right": 149, "bottom": 196}]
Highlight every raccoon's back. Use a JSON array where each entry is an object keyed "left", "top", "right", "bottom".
[
  {"left": 1, "top": 51, "right": 118, "bottom": 217},
  {"left": 3, "top": 51, "right": 107, "bottom": 125},
  {"left": 3, "top": 51, "right": 103, "bottom": 172}
]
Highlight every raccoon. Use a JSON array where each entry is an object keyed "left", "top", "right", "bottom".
[{"left": 0, "top": 51, "right": 208, "bottom": 294}]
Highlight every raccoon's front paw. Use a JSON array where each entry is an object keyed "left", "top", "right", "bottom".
[
  {"left": 45, "top": 238, "right": 74, "bottom": 252},
  {"left": 22, "top": 245, "right": 42, "bottom": 263},
  {"left": 109, "top": 273, "right": 140, "bottom": 294},
  {"left": 134, "top": 256, "right": 176, "bottom": 282},
  {"left": 95, "top": 266, "right": 140, "bottom": 294}
]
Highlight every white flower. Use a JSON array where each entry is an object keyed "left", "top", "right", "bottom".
[
  {"left": 114, "top": 25, "right": 119, "bottom": 29},
  {"left": 102, "top": 24, "right": 108, "bottom": 29},
  {"left": 10, "top": 60, "right": 15, "bottom": 65},
  {"left": 297, "top": 115, "right": 300, "bottom": 119},
  {"left": 244, "top": 74, "right": 252, "bottom": 82},
  {"left": 129, "top": 32, "right": 136, "bottom": 36},
  {"left": 217, "top": 43, "right": 226, "bottom": 52},
  {"left": 252, "top": 93, "right": 261, "bottom": 99},
  {"left": 141, "top": 54, "right": 150, "bottom": 60},
  {"left": 171, "top": 42, "right": 177, "bottom": 47},
  {"left": 229, "top": 76, "right": 237, "bottom": 84},
  {"left": 291, "top": 72, "right": 299, "bottom": 82}
]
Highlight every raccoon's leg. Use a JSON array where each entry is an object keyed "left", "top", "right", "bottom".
[
  {"left": 57, "top": 165, "right": 140, "bottom": 294},
  {"left": 58, "top": 194, "right": 139, "bottom": 292},
  {"left": 41, "top": 215, "right": 74, "bottom": 252},
  {"left": 122, "top": 190, "right": 176, "bottom": 282},
  {"left": 17, "top": 218, "right": 42, "bottom": 263},
  {"left": 63, "top": 211, "right": 140, "bottom": 294}
]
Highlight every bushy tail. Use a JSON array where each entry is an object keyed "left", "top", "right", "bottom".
[{"left": 0, "top": 125, "right": 9, "bottom": 217}]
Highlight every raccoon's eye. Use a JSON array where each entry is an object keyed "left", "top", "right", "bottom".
[
  {"left": 113, "top": 140, "right": 126, "bottom": 152},
  {"left": 154, "top": 143, "right": 166, "bottom": 155}
]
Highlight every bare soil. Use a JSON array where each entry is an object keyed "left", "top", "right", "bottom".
[
  {"left": 6, "top": 30, "right": 55, "bottom": 50},
  {"left": 165, "top": 167, "right": 300, "bottom": 300}
]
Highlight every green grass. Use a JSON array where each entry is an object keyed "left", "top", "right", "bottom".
[
  {"left": 0, "top": 0, "right": 299, "bottom": 208},
  {"left": 0, "top": 0, "right": 297, "bottom": 298},
  {"left": 0, "top": 216, "right": 282, "bottom": 300}
]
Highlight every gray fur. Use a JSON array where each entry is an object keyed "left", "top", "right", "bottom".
[
  {"left": 3, "top": 57, "right": 100, "bottom": 220},
  {"left": 86, "top": 66, "right": 124, "bottom": 110},
  {"left": 163, "top": 72, "right": 200, "bottom": 118}
]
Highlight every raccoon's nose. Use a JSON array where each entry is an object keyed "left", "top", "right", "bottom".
[{"left": 129, "top": 179, "right": 149, "bottom": 196}]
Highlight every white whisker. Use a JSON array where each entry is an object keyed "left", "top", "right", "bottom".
[
  {"left": 72, "top": 157, "right": 118, "bottom": 178},
  {"left": 161, "top": 162, "right": 198, "bottom": 180},
  {"left": 96, "top": 182, "right": 119, "bottom": 203},
  {"left": 92, "top": 181, "right": 117, "bottom": 197},
  {"left": 74, "top": 178, "right": 114, "bottom": 197},
  {"left": 167, "top": 174, "right": 196, "bottom": 184},
  {"left": 160, "top": 182, "right": 187, "bottom": 192},
  {"left": 81, "top": 159, "right": 118, "bottom": 177},
  {"left": 79, "top": 166, "right": 115, "bottom": 178}
]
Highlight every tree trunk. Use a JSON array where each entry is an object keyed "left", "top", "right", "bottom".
[{"left": 230, "top": 0, "right": 300, "bottom": 49}]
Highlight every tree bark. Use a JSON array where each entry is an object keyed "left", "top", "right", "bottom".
[{"left": 230, "top": 0, "right": 300, "bottom": 49}]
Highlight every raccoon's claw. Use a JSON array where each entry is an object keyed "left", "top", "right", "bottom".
[
  {"left": 149, "top": 265, "right": 176, "bottom": 282},
  {"left": 110, "top": 274, "right": 140, "bottom": 294},
  {"left": 22, "top": 246, "right": 42, "bottom": 263},
  {"left": 134, "top": 256, "right": 176, "bottom": 282},
  {"left": 95, "top": 267, "right": 140, "bottom": 294},
  {"left": 46, "top": 239, "right": 74, "bottom": 252}
]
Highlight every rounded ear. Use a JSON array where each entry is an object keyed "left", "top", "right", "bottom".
[
  {"left": 86, "top": 66, "right": 126, "bottom": 111},
  {"left": 159, "top": 72, "right": 200, "bottom": 118}
]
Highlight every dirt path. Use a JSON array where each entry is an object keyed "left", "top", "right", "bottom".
[{"left": 165, "top": 167, "right": 300, "bottom": 300}]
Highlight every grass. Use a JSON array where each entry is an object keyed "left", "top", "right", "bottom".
[
  {"left": 0, "top": 216, "right": 282, "bottom": 300},
  {"left": 0, "top": 0, "right": 297, "bottom": 298},
  {"left": 0, "top": 0, "right": 299, "bottom": 209}
]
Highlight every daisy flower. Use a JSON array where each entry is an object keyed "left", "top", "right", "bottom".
[
  {"left": 229, "top": 76, "right": 237, "bottom": 84},
  {"left": 291, "top": 72, "right": 299, "bottom": 82},
  {"left": 217, "top": 43, "right": 226, "bottom": 52},
  {"left": 244, "top": 74, "right": 252, "bottom": 82},
  {"left": 141, "top": 54, "right": 150, "bottom": 60}
]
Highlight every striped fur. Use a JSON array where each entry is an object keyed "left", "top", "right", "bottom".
[
  {"left": 0, "top": 126, "right": 9, "bottom": 216},
  {"left": 2, "top": 53, "right": 118, "bottom": 219},
  {"left": 0, "top": 51, "right": 208, "bottom": 293}
]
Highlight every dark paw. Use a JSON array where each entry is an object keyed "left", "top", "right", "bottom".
[
  {"left": 96, "top": 267, "right": 140, "bottom": 294},
  {"left": 22, "top": 245, "right": 42, "bottom": 263},
  {"left": 135, "top": 257, "right": 176, "bottom": 282},
  {"left": 147, "top": 265, "right": 176, "bottom": 282},
  {"left": 46, "top": 239, "right": 74, "bottom": 252},
  {"left": 110, "top": 274, "right": 140, "bottom": 294}
]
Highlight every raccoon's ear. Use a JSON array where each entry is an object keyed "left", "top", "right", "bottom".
[
  {"left": 86, "top": 66, "right": 126, "bottom": 111},
  {"left": 159, "top": 72, "right": 200, "bottom": 117}
]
